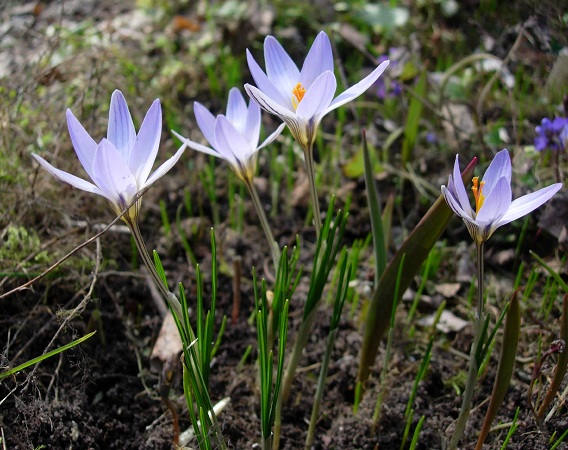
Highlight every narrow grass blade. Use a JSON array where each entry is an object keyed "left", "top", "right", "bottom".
[
  {"left": 401, "top": 69, "right": 427, "bottom": 165},
  {"left": 475, "top": 291, "right": 521, "bottom": 449},
  {"left": 358, "top": 157, "right": 477, "bottom": 389},
  {"left": 530, "top": 251, "right": 568, "bottom": 294},
  {"left": 537, "top": 294, "right": 568, "bottom": 419},
  {"left": 363, "top": 130, "right": 387, "bottom": 284},
  {"left": 0, "top": 331, "right": 96, "bottom": 380}
]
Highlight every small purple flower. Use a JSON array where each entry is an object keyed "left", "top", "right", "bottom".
[
  {"left": 244, "top": 31, "right": 389, "bottom": 150},
  {"left": 173, "top": 88, "right": 285, "bottom": 183},
  {"left": 33, "top": 90, "right": 186, "bottom": 222},
  {"left": 374, "top": 48, "right": 405, "bottom": 100},
  {"left": 534, "top": 117, "right": 568, "bottom": 152},
  {"left": 441, "top": 149, "right": 562, "bottom": 244}
]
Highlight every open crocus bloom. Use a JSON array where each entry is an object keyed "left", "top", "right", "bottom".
[
  {"left": 33, "top": 90, "right": 186, "bottom": 222},
  {"left": 173, "top": 87, "right": 285, "bottom": 183},
  {"left": 442, "top": 149, "right": 562, "bottom": 244},
  {"left": 244, "top": 31, "right": 389, "bottom": 150}
]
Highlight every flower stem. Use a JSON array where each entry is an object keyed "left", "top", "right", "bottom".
[
  {"left": 303, "top": 143, "right": 322, "bottom": 238},
  {"left": 448, "top": 242, "right": 485, "bottom": 449},
  {"left": 245, "top": 179, "right": 281, "bottom": 270},
  {"left": 127, "top": 220, "right": 184, "bottom": 326}
]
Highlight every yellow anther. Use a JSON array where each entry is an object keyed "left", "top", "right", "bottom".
[
  {"left": 291, "top": 82, "right": 306, "bottom": 109},
  {"left": 472, "top": 176, "right": 485, "bottom": 213}
]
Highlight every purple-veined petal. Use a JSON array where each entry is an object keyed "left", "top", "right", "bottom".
[
  {"left": 295, "top": 70, "right": 337, "bottom": 122},
  {"left": 143, "top": 141, "right": 188, "bottom": 188},
  {"left": 246, "top": 84, "right": 306, "bottom": 146},
  {"left": 171, "top": 130, "right": 220, "bottom": 158},
  {"left": 107, "top": 90, "right": 136, "bottom": 159},
  {"left": 214, "top": 115, "right": 250, "bottom": 168},
  {"left": 194, "top": 102, "right": 217, "bottom": 148},
  {"left": 32, "top": 153, "right": 102, "bottom": 196},
  {"left": 496, "top": 183, "right": 563, "bottom": 227},
  {"left": 450, "top": 155, "right": 474, "bottom": 217},
  {"left": 226, "top": 88, "right": 248, "bottom": 134},
  {"left": 476, "top": 177, "right": 511, "bottom": 224},
  {"left": 264, "top": 35, "right": 300, "bottom": 99},
  {"left": 299, "top": 31, "right": 334, "bottom": 88},
  {"left": 258, "top": 122, "right": 286, "bottom": 150},
  {"left": 481, "top": 149, "right": 511, "bottom": 194},
  {"left": 129, "top": 99, "right": 162, "bottom": 184},
  {"left": 245, "top": 84, "right": 299, "bottom": 124},
  {"left": 66, "top": 109, "right": 98, "bottom": 181},
  {"left": 246, "top": 50, "right": 292, "bottom": 109},
  {"left": 326, "top": 60, "right": 390, "bottom": 113},
  {"left": 442, "top": 185, "right": 473, "bottom": 221},
  {"left": 91, "top": 139, "right": 137, "bottom": 208},
  {"left": 244, "top": 98, "right": 261, "bottom": 148}
]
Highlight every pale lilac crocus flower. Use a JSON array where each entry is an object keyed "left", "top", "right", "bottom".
[
  {"left": 443, "top": 149, "right": 562, "bottom": 449},
  {"left": 441, "top": 149, "right": 562, "bottom": 244},
  {"left": 244, "top": 31, "right": 389, "bottom": 150},
  {"left": 173, "top": 87, "right": 285, "bottom": 183},
  {"left": 244, "top": 31, "right": 389, "bottom": 234},
  {"left": 33, "top": 90, "right": 186, "bottom": 223},
  {"left": 173, "top": 88, "right": 285, "bottom": 267}
]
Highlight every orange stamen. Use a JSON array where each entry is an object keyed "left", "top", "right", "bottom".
[
  {"left": 471, "top": 176, "right": 485, "bottom": 213},
  {"left": 291, "top": 82, "right": 306, "bottom": 109}
]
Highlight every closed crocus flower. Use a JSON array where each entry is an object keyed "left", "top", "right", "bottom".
[
  {"left": 244, "top": 31, "right": 389, "bottom": 150},
  {"left": 442, "top": 149, "right": 562, "bottom": 244},
  {"left": 173, "top": 87, "right": 285, "bottom": 183},
  {"left": 33, "top": 90, "right": 186, "bottom": 223}
]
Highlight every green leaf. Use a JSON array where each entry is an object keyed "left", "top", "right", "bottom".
[
  {"left": 536, "top": 294, "right": 568, "bottom": 419},
  {"left": 475, "top": 291, "right": 521, "bottom": 449},
  {"left": 357, "top": 157, "right": 477, "bottom": 389},
  {"left": 402, "top": 69, "right": 427, "bottom": 165},
  {"left": 363, "top": 130, "right": 387, "bottom": 284},
  {"left": 0, "top": 331, "right": 96, "bottom": 380}
]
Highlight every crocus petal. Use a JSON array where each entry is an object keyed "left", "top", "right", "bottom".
[
  {"left": 481, "top": 149, "right": 511, "bottom": 194},
  {"left": 450, "top": 155, "right": 474, "bottom": 217},
  {"left": 244, "top": 98, "right": 261, "bottom": 148},
  {"left": 475, "top": 177, "right": 511, "bottom": 224},
  {"left": 66, "top": 109, "right": 97, "bottom": 180},
  {"left": 295, "top": 70, "right": 337, "bottom": 122},
  {"left": 129, "top": 99, "right": 162, "bottom": 184},
  {"left": 496, "top": 183, "right": 563, "bottom": 227},
  {"left": 171, "top": 130, "right": 220, "bottom": 159},
  {"left": 258, "top": 122, "right": 286, "bottom": 150},
  {"left": 299, "top": 31, "right": 334, "bottom": 87},
  {"left": 143, "top": 142, "right": 188, "bottom": 189},
  {"left": 442, "top": 185, "right": 473, "bottom": 220},
  {"left": 214, "top": 116, "right": 250, "bottom": 169},
  {"left": 264, "top": 35, "right": 300, "bottom": 99},
  {"left": 32, "top": 153, "right": 102, "bottom": 196},
  {"left": 246, "top": 49, "right": 291, "bottom": 109},
  {"left": 91, "top": 139, "right": 137, "bottom": 208},
  {"left": 326, "top": 60, "right": 390, "bottom": 113},
  {"left": 107, "top": 90, "right": 136, "bottom": 159},
  {"left": 245, "top": 84, "right": 300, "bottom": 127},
  {"left": 194, "top": 102, "right": 218, "bottom": 148},
  {"left": 226, "top": 88, "right": 248, "bottom": 134}
]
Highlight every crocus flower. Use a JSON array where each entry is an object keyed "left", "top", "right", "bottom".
[
  {"left": 32, "top": 90, "right": 186, "bottom": 222},
  {"left": 244, "top": 31, "right": 390, "bottom": 150},
  {"left": 173, "top": 87, "right": 285, "bottom": 183},
  {"left": 534, "top": 117, "right": 568, "bottom": 152},
  {"left": 441, "top": 149, "right": 562, "bottom": 244}
]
